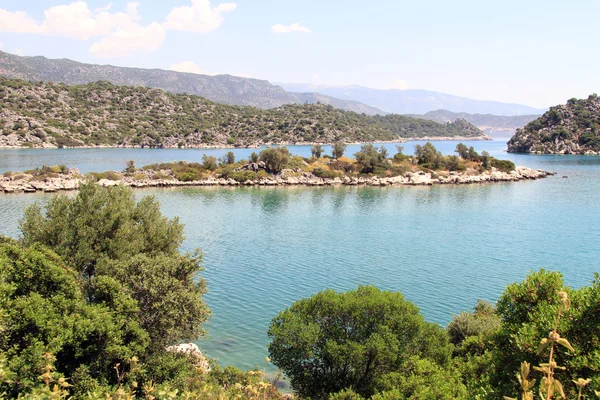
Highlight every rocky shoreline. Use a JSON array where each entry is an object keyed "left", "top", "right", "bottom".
[
  {"left": 0, "top": 135, "right": 491, "bottom": 150},
  {"left": 1, "top": 166, "right": 553, "bottom": 194}
]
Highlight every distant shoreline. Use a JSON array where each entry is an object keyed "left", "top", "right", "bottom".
[{"left": 0, "top": 135, "right": 492, "bottom": 150}]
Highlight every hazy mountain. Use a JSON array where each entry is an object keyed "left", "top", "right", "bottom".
[
  {"left": 0, "top": 51, "right": 384, "bottom": 115},
  {"left": 278, "top": 83, "right": 547, "bottom": 116},
  {"left": 407, "top": 110, "right": 540, "bottom": 138}
]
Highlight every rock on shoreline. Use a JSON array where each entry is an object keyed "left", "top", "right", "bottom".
[{"left": 1, "top": 167, "right": 554, "bottom": 194}]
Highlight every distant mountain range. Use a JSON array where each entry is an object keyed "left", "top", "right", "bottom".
[
  {"left": 0, "top": 50, "right": 544, "bottom": 138},
  {"left": 0, "top": 51, "right": 384, "bottom": 115},
  {"left": 407, "top": 110, "right": 540, "bottom": 138},
  {"left": 277, "top": 83, "right": 547, "bottom": 116}
]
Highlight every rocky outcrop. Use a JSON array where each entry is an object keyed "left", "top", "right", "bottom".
[
  {"left": 507, "top": 94, "right": 600, "bottom": 154},
  {"left": 166, "top": 343, "right": 210, "bottom": 372},
  {"left": 1, "top": 166, "right": 553, "bottom": 194}
]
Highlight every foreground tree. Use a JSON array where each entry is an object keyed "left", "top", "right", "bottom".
[
  {"left": 267, "top": 286, "right": 452, "bottom": 399},
  {"left": 0, "top": 240, "right": 148, "bottom": 396},
  {"left": 19, "top": 183, "right": 210, "bottom": 351}
]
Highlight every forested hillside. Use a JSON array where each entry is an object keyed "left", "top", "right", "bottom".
[{"left": 0, "top": 78, "right": 486, "bottom": 148}]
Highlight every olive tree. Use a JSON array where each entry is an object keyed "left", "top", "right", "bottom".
[{"left": 267, "top": 286, "right": 452, "bottom": 399}]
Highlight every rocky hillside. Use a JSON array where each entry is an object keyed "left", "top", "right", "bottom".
[
  {"left": 409, "top": 110, "right": 540, "bottom": 137},
  {"left": 507, "top": 94, "right": 600, "bottom": 154},
  {"left": 0, "top": 51, "right": 384, "bottom": 115},
  {"left": 0, "top": 78, "right": 486, "bottom": 148}
]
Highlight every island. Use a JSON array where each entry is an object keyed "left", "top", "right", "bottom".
[
  {"left": 1, "top": 143, "right": 552, "bottom": 193},
  {"left": 507, "top": 94, "right": 600, "bottom": 154}
]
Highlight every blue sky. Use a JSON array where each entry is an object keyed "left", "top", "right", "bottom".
[{"left": 0, "top": 0, "right": 598, "bottom": 108}]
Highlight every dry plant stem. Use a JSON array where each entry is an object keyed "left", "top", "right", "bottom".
[{"left": 546, "top": 308, "right": 563, "bottom": 400}]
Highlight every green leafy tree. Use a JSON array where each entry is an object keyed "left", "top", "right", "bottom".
[
  {"left": 224, "top": 151, "right": 235, "bottom": 165},
  {"left": 354, "top": 144, "right": 388, "bottom": 174},
  {"left": 332, "top": 142, "right": 347, "bottom": 159},
  {"left": 267, "top": 286, "right": 452, "bottom": 399},
  {"left": 249, "top": 152, "right": 259, "bottom": 163},
  {"left": 478, "top": 270, "right": 600, "bottom": 398},
  {"left": 311, "top": 144, "right": 323, "bottom": 158},
  {"left": 202, "top": 154, "right": 218, "bottom": 171},
  {"left": 0, "top": 241, "right": 148, "bottom": 396},
  {"left": 455, "top": 143, "right": 469, "bottom": 159},
  {"left": 19, "top": 184, "right": 210, "bottom": 351},
  {"left": 414, "top": 142, "right": 443, "bottom": 169},
  {"left": 259, "top": 147, "right": 290, "bottom": 173},
  {"left": 372, "top": 357, "right": 467, "bottom": 400}
]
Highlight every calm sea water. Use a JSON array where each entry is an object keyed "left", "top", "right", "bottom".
[{"left": 1, "top": 140, "right": 599, "bottom": 370}]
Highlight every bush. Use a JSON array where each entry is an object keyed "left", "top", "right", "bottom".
[
  {"left": 268, "top": 286, "right": 452, "bottom": 399},
  {"left": 312, "top": 167, "right": 343, "bottom": 179},
  {"left": 260, "top": 147, "right": 290, "bottom": 173},
  {"left": 489, "top": 158, "right": 515, "bottom": 172},
  {"left": 202, "top": 155, "right": 218, "bottom": 171}
]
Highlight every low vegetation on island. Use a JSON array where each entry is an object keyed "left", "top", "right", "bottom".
[
  {"left": 1, "top": 184, "right": 599, "bottom": 399},
  {"left": 507, "top": 94, "right": 600, "bottom": 154},
  {"left": 1, "top": 142, "right": 551, "bottom": 194},
  {"left": 0, "top": 78, "right": 487, "bottom": 149}
]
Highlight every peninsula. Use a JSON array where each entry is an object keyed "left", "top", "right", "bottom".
[{"left": 1, "top": 143, "right": 551, "bottom": 194}]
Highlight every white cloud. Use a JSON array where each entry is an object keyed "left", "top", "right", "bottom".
[
  {"left": 126, "top": 2, "right": 140, "bottom": 21},
  {"left": 0, "top": 9, "right": 41, "bottom": 33},
  {"left": 0, "top": 1, "right": 237, "bottom": 58},
  {"left": 94, "top": 3, "right": 112, "bottom": 13},
  {"left": 90, "top": 22, "right": 165, "bottom": 58},
  {"left": 272, "top": 23, "right": 311, "bottom": 34},
  {"left": 170, "top": 61, "right": 213, "bottom": 75},
  {"left": 15, "top": 49, "right": 23, "bottom": 55},
  {"left": 387, "top": 79, "right": 410, "bottom": 90},
  {"left": 164, "top": 0, "right": 237, "bottom": 33}
]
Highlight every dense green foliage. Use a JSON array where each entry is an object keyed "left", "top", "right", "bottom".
[
  {"left": 260, "top": 147, "right": 291, "bottom": 173},
  {"left": 19, "top": 183, "right": 210, "bottom": 352},
  {"left": 0, "top": 78, "right": 484, "bottom": 148},
  {"left": 267, "top": 286, "right": 453, "bottom": 399},
  {"left": 0, "top": 241, "right": 147, "bottom": 396},
  {"left": 507, "top": 94, "right": 600, "bottom": 153}
]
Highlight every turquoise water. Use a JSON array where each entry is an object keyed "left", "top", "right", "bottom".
[{"left": 1, "top": 140, "right": 599, "bottom": 371}]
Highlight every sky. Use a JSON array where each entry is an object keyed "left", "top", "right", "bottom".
[{"left": 0, "top": 0, "right": 598, "bottom": 109}]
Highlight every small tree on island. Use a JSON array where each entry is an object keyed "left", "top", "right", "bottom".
[
  {"left": 332, "top": 141, "right": 347, "bottom": 159},
  {"left": 259, "top": 147, "right": 290, "bottom": 173},
  {"left": 311, "top": 144, "right": 323, "bottom": 158}
]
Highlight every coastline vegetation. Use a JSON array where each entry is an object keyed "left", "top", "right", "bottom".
[
  {"left": 1, "top": 142, "right": 517, "bottom": 189},
  {"left": 0, "top": 77, "right": 486, "bottom": 149},
  {"left": 0, "top": 182, "right": 598, "bottom": 399}
]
